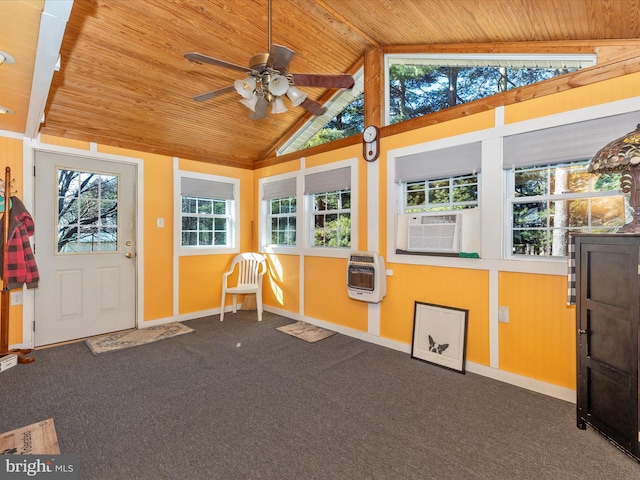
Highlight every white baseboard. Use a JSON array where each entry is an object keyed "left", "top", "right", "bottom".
[
  {"left": 138, "top": 303, "right": 259, "bottom": 328},
  {"left": 139, "top": 308, "right": 220, "bottom": 328},
  {"left": 264, "top": 305, "right": 576, "bottom": 404},
  {"left": 465, "top": 362, "right": 576, "bottom": 403}
]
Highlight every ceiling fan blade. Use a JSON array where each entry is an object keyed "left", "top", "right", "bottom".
[
  {"left": 268, "top": 44, "right": 295, "bottom": 72},
  {"left": 300, "top": 98, "right": 327, "bottom": 116},
  {"left": 291, "top": 73, "right": 355, "bottom": 89},
  {"left": 252, "top": 98, "right": 269, "bottom": 120},
  {"left": 192, "top": 85, "right": 235, "bottom": 102},
  {"left": 185, "top": 52, "right": 248, "bottom": 73}
]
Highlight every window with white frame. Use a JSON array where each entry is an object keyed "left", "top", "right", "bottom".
[
  {"left": 305, "top": 166, "right": 352, "bottom": 248},
  {"left": 502, "top": 113, "right": 640, "bottom": 258},
  {"left": 263, "top": 177, "right": 297, "bottom": 247},
  {"left": 394, "top": 142, "right": 481, "bottom": 255},
  {"left": 278, "top": 70, "right": 364, "bottom": 154},
  {"left": 178, "top": 174, "right": 238, "bottom": 251},
  {"left": 404, "top": 174, "right": 478, "bottom": 213},
  {"left": 385, "top": 53, "right": 595, "bottom": 125},
  {"left": 507, "top": 161, "right": 624, "bottom": 257},
  {"left": 397, "top": 142, "right": 481, "bottom": 214}
]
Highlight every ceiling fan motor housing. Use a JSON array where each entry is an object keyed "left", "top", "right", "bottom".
[{"left": 249, "top": 53, "right": 269, "bottom": 72}]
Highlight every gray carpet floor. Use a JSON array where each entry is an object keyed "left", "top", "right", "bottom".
[{"left": 1, "top": 311, "right": 639, "bottom": 480}]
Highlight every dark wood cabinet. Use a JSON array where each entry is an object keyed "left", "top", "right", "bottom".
[{"left": 575, "top": 234, "right": 639, "bottom": 462}]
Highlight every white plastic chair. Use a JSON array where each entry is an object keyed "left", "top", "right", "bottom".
[{"left": 220, "top": 253, "right": 267, "bottom": 322}]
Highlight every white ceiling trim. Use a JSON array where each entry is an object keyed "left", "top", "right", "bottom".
[
  {"left": 387, "top": 53, "right": 598, "bottom": 69},
  {"left": 25, "top": 0, "right": 73, "bottom": 139}
]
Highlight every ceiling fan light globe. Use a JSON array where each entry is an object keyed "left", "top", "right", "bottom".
[
  {"left": 271, "top": 97, "right": 288, "bottom": 114},
  {"left": 286, "top": 86, "right": 307, "bottom": 107},
  {"left": 234, "top": 77, "right": 257, "bottom": 99},
  {"left": 240, "top": 95, "right": 259, "bottom": 112},
  {"left": 267, "top": 75, "right": 290, "bottom": 96}
]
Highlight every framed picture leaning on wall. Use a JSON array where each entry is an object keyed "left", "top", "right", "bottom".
[{"left": 411, "top": 301, "right": 469, "bottom": 374}]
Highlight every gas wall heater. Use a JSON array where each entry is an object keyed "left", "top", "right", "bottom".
[{"left": 346, "top": 251, "right": 386, "bottom": 303}]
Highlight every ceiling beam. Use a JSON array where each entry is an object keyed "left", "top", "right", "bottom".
[
  {"left": 25, "top": 0, "right": 73, "bottom": 139},
  {"left": 363, "top": 47, "right": 384, "bottom": 128}
]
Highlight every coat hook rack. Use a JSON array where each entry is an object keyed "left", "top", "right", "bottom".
[{"left": 0, "top": 166, "right": 34, "bottom": 364}]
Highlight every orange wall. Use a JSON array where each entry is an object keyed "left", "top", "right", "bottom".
[
  {"left": 179, "top": 254, "right": 232, "bottom": 314},
  {"left": 498, "top": 272, "right": 576, "bottom": 389},
  {"left": 263, "top": 253, "right": 300, "bottom": 315},
  {"left": 381, "top": 264, "right": 490, "bottom": 366},
  {"left": 0, "top": 136, "right": 25, "bottom": 344},
  {"left": 98, "top": 145, "right": 175, "bottom": 322},
  {"left": 254, "top": 70, "right": 640, "bottom": 393},
  {"left": 176, "top": 159, "right": 254, "bottom": 314},
  {"left": 505, "top": 71, "right": 640, "bottom": 124},
  {"left": 303, "top": 256, "right": 369, "bottom": 331},
  {"left": 2, "top": 63, "right": 637, "bottom": 396}
]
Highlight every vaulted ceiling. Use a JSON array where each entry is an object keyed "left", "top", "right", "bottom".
[{"left": 2, "top": 0, "right": 640, "bottom": 169}]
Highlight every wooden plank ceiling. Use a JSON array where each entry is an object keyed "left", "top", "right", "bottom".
[{"left": 3, "top": 0, "right": 640, "bottom": 169}]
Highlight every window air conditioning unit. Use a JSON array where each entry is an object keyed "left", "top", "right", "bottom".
[{"left": 407, "top": 212, "right": 462, "bottom": 253}]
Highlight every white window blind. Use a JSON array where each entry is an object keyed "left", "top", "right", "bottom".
[
  {"left": 503, "top": 111, "right": 640, "bottom": 169},
  {"left": 263, "top": 177, "right": 296, "bottom": 200},
  {"left": 395, "top": 142, "right": 481, "bottom": 183},
  {"left": 304, "top": 167, "right": 351, "bottom": 195},
  {"left": 181, "top": 177, "right": 234, "bottom": 200}
]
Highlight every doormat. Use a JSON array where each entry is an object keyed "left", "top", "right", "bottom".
[
  {"left": 0, "top": 419, "right": 60, "bottom": 455},
  {"left": 85, "top": 322, "right": 194, "bottom": 355},
  {"left": 277, "top": 321, "right": 336, "bottom": 343}
]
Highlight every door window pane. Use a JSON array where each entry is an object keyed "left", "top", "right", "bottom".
[{"left": 57, "top": 169, "right": 119, "bottom": 253}]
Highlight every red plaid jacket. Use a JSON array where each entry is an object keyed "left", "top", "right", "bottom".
[{"left": 0, "top": 197, "right": 39, "bottom": 290}]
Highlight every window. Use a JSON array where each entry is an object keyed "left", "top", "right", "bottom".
[
  {"left": 311, "top": 189, "right": 351, "bottom": 247},
  {"left": 268, "top": 197, "right": 297, "bottom": 246},
  {"left": 260, "top": 163, "right": 355, "bottom": 253},
  {"left": 262, "top": 176, "right": 297, "bottom": 247},
  {"left": 177, "top": 173, "right": 238, "bottom": 253},
  {"left": 57, "top": 168, "right": 118, "bottom": 253},
  {"left": 181, "top": 196, "right": 229, "bottom": 247},
  {"left": 278, "top": 70, "right": 364, "bottom": 154},
  {"left": 385, "top": 53, "right": 595, "bottom": 125},
  {"left": 404, "top": 174, "right": 478, "bottom": 213},
  {"left": 507, "top": 160, "right": 625, "bottom": 257},
  {"left": 393, "top": 142, "right": 482, "bottom": 256},
  {"left": 305, "top": 166, "right": 352, "bottom": 249},
  {"left": 502, "top": 112, "right": 640, "bottom": 259}
]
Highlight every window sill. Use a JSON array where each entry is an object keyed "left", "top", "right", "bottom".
[
  {"left": 395, "top": 249, "right": 480, "bottom": 259},
  {"left": 178, "top": 246, "right": 238, "bottom": 256},
  {"left": 389, "top": 249, "right": 567, "bottom": 276}
]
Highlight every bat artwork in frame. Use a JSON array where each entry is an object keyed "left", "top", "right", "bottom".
[{"left": 411, "top": 301, "right": 469, "bottom": 374}]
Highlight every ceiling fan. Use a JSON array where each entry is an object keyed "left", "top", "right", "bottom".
[{"left": 184, "top": 0, "right": 354, "bottom": 120}]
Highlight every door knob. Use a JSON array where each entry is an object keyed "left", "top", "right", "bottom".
[
  {"left": 578, "top": 329, "right": 587, "bottom": 335},
  {"left": 125, "top": 252, "right": 133, "bottom": 259}
]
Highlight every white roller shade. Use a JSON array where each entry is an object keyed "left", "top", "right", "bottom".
[
  {"left": 395, "top": 142, "right": 481, "bottom": 183},
  {"left": 181, "top": 177, "right": 234, "bottom": 200},
  {"left": 263, "top": 177, "right": 296, "bottom": 200},
  {"left": 304, "top": 167, "right": 351, "bottom": 194},
  {"left": 503, "top": 111, "right": 640, "bottom": 169}
]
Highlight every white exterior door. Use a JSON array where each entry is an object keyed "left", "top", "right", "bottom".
[{"left": 34, "top": 151, "right": 137, "bottom": 346}]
